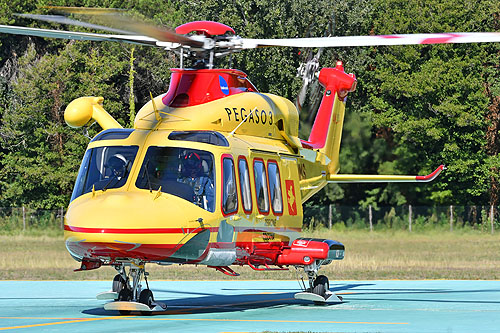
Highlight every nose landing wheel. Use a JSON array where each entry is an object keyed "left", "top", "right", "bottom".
[
  {"left": 99, "top": 263, "right": 167, "bottom": 314},
  {"left": 294, "top": 262, "right": 343, "bottom": 304},
  {"left": 312, "top": 275, "right": 329, "bottom": 298}
]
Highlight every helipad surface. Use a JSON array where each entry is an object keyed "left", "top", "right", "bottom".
[{"left": 0, "top": 280, "right": 499, "bottom": 332}]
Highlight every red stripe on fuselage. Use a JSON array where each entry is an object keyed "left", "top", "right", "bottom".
[
  {"left": 64, "top": 225, "right": 301, "bottom": 234},
  {"left": 64, "top": 225, "right": 218, "bottom": 234}
]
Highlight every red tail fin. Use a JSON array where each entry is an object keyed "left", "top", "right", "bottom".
[
  {"left": 302, "top": 62, "right": 356, "bottom": 149},
  {"left": 301, "top": 62, "right": 356, "bottom": 174}
]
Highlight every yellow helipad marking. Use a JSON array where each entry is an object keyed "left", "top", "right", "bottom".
[
  {"left": 337, "top": 292, "right": 358, "bottom": 295},
  {"left": 122, "top": 318, "right": 409, "bottom": 325},
  {"left": 0, "top": 317, "right": 115, "bottom": 331},
  {"left": 0, "top": 317, "right": 83, "bottom": 320},
  {"left": 0, "top": 316, "right": 408, "bottom": 326}
]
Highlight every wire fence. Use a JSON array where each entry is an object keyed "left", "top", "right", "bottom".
[
  {"left": 0, "top": 207, "right": 65, "bottom": 232},
  {"left": 1, "top": 205, "right": 499, "bottom": 233},
  {"left": 304, "top": 205, "right": 499, "bottom": 233}
]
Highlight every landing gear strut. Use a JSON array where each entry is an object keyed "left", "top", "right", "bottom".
[
  {"left": 294, "top": 260, "right": 343, "bottom": 303},
  {"left": 97, "top": 262, "right": 167, "bottom": 314}
]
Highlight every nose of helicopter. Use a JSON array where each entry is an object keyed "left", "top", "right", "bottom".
[{"left": 64, "top": 191, "right": 213, "bottom": 262}]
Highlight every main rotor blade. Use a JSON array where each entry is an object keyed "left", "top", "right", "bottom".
[
  {"left": 46, "top": 6, "right": 126, "bottom": 15},
  {"left": 239, "top": 32, "right": 500, "bottom": 49},
  {"left": 16, "top": 13, "right": 133, "bottom": 35},
  {"left": 45, "top": 6, "right": 204, "bottom": 48},
  {"left": 0, "top": 25, "right": 161, "bottom": 46}
]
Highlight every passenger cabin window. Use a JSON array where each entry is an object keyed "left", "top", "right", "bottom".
[
  {"left": 238, "top": 157, "right": 252, "bottom": 213},
  {"left": 71, "top": 145, "right": 139, "bottom": 202},
  {"left": 253, "top": 159, "right": 269, "bottom": 214},
  {"left": 267, "top": 161, "right": 283, "bottom": 214},
  {"left": 222, "top": 156, "right": 238, "bottom": 215},
  {"left": 135, "top": 147, "right": 215, "bottom": 212}
]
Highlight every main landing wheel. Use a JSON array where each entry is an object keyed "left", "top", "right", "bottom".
[
  {"left": 117, "top": 287, "right": 133, "bottom": 315},
  {"left": 139, "top": 289, "right": 154, "bottom": 315},
  {"left": 118, "top": 288, "right": 132, "bottom": 316},
  {"left": 139, "top": 289, "right": 154, "bottom": 306},
  {"left": 312, "top": 275, "right": 329, "bottom": 298},
  {"left": 112, "top": 274, "right": 126, "bottom": 292}
]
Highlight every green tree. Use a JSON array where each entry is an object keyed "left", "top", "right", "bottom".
[
  {"left": 362, "top": 0, "right": 500, "bottom": 206},
  {"left": 0, "top": 41, "right": 129, "bottom": 208},
  {"left": 0, "top": 0, "right": 181, "bottom": 208},
  {"left": 0, "top": 0, "right": 499, "bottom": 213}
]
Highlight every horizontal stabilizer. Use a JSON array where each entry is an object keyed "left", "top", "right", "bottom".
[{"left": 327, "top": 165, "right": 445, "bottom": 183}]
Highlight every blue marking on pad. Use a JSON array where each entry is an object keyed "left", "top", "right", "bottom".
[{"left": 2, "top": 280, "right": 500, "bottom": 332}]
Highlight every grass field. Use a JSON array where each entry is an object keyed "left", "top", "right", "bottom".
[{"left": 1, "top": 228, "right": 499, "bottom": 281}]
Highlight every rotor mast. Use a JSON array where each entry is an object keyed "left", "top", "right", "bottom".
[{"left": 174, "top": 21, "right": 236, "bottom": 69}]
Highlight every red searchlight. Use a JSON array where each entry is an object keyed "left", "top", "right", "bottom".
[{"left": 277, "top": 239, "right": 327, "bottom": 265}]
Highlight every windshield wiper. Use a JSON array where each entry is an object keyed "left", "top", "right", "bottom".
[
  {"left": 102, "top": 174, "right": 118, "bottom": 192},
  {"left": 103, "top": 160, "right": 130, "bottom": 192},
  {"left": 142, "top": 159, "right": 153, "bottom": 192}
]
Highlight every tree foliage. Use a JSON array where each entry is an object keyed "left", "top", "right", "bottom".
[{"left": 0, "top": 0, "right": 498, "bottom": 214}]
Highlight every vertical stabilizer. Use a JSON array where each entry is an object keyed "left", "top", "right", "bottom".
[{"left": 301, "top": 63, "right": 356, "bottom": 174}]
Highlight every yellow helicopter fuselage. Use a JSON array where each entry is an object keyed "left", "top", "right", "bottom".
[{"left": 63, "top": 67, "right": 353, "bottom": 269}]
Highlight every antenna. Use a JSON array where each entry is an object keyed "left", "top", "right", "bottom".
[
  {"left": 150, "top": 92, "right": 161, "bottom": 121},
  {"left": 227, "top": 107, "right": 257, "bottom": 137}
]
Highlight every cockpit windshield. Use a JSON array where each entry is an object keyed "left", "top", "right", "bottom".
[
  {"left": 135, "top": 147, "right": 215, "bottom": 212},
  {"left": 71, "top": 146, "right": 139, "bottom": 202}
]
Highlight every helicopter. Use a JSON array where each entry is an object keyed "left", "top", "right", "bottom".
[{"left": 1, "top": 7, "right": 497, "bottom": 314}]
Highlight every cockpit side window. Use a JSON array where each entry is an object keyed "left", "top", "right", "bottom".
[
  {"left": 222, "top": 155, "right": 238, "bottom": 216},
  {"left": 71, "top": 145, "right": 139, "bottom": 202},
  {"left": 135, "top": 147, "right": 215, "bottom": 212}
]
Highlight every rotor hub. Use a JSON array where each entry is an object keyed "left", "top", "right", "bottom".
[{"left": 175, "top": 21, "right": 235, "bottom": 37}]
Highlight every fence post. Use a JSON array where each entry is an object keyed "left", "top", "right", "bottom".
[
  {"left": 450, "top": 205, "right": 453, "bottom": 232},
  {"left": 328, "top": 204, "right": 332, "bottom": 229},
  {"left": 22, "top": 206, "right": 26, "bottom": 231},
  {"left": 408, "top": 204, "right": 412, "bottom": 232},
  {"left": 60, "top": 207, "right": 64, "bottom": 229},
  {"left": 369, "top": 205, "right": 373, "bottom": 232},
  {"left": 490, "top": 205, "right": 494, "bottom": 235}
]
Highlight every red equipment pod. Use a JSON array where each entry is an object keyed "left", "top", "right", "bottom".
[{"left": 277, "top": 239, "right": 330, "bottom": 265}]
